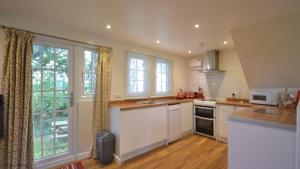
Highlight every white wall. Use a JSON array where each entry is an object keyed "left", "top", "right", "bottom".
[
  {"left": 231, "top": 11, "right": 300, "bottom": 89},
  {"left": 188, "top": 48, "right": 249, "bottom": 100},
  {"left": 0, "top": 21, "right": 188, "bottom": 162}
]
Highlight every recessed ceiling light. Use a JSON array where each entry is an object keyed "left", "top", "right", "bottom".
[
  {"left": 223, "top": 41, "right": 228, "bottom": 45},
  {"left": 156, "top": 40, "right": 160, "bottom": 44},
  {"left": 194, "top": 24, "right": 199, "bottom": 28},
  {"left": 106, "top": 24, "right": 111, "bottom": 29},
  {"left": 188, "top": 50, "right": 192, "bottom": 54}
]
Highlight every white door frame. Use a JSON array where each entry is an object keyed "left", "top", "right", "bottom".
[{"left": 33, "top": 36, "right": 76, "bottom": 169}]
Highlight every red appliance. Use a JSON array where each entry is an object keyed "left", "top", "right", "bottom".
[{"left": 176, "top": 89, "right": 185, "bottom": 99}]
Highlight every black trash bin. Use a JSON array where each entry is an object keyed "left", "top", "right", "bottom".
[{"left": 97, "top": 129, "right": 116, "bottom": 165}]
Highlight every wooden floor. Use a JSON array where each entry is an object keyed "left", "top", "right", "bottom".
[{"left": 81, "top": 135, "right": 228, "bottom": 169}]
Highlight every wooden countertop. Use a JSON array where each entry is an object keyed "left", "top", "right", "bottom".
[
  {"left": 229, "top": 105, "right": 296, "bottom": 130},
  {"left": 216, "top": 100, "right": 253, "bottom": 107},
  {"left": 110, "top": 98, "right": 193, "bottom": 110}
]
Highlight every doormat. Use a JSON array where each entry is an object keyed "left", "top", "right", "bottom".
[{"left": 58, "top": 161, "right": 84, "bottom": 169}]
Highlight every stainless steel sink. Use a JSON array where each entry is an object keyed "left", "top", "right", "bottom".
[{"left": 136, "top": 100, "right": 165, "bottom": 104}]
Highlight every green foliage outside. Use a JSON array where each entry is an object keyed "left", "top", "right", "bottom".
[{"left": 32, "top": 45, "right": 69, "bottom": 160}]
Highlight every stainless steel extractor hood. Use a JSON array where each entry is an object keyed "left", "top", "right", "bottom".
[{"left": 199, "top": 50, "right": 225, "bottom": 73}]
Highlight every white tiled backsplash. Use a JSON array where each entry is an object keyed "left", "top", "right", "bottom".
[{"left": 188, "top": 49, "right": 249, "bottom": 100}]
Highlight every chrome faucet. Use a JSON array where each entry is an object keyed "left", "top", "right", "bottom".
[{"left": 147, "top": 96, "right": 153, "bottom": 103}]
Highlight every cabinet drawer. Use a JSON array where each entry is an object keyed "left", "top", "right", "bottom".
[{"left": 218, "top": 105, "right": 235, "bottom": 112}]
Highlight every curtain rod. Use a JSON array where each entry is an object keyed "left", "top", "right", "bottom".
[{"left": 0, "top": 25, "right": 111, "bottom": 49}]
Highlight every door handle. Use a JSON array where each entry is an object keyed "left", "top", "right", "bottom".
[{"left": 69, "top": 92, "right": 74, "bottom": 107}]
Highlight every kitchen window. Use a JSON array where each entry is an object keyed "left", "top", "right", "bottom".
[
  {"left": 127, "top": 52, "right": 148, "bottom": 97},
  {"left": 156, "top": 59, "right": 171, "bottom": 95},
  {"left": 126, "top": 52, "right": 172, "bottom": 97},
  {"left": 83, "top": 49, "right": 98, "bottom": 95}
]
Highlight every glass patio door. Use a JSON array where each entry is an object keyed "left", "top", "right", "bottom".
[{"left": 32, "top": 41, "right": 74, "bottom": 163}]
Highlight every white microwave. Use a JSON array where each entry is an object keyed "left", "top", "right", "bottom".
[{"left": 249, "top": 91, "right": 279, "bottom": 106}]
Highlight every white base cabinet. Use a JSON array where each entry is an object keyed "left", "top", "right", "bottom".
[
  {"left": 228, "top": 119, "right": 296, "bottom": 169},
  {"left": 110, "top": 102, "right": 194, "bottom": 163},
  {"left": 110, "top": 106, "right": 168, "bottom": 163},
  {"left": 216, "top": 104, "right": 248, "bottom": 142}
]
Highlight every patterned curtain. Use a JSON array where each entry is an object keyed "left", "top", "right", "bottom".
[
  {"left": 0, "top": 29, "right": 34, "bottom": 169},
  {"left": 91, "top": 47, "right": 112, "bottom": 158}
]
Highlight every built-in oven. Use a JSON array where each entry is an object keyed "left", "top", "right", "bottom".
[{"left": 194, "top": 105, "right": 216, "bottom": 139}]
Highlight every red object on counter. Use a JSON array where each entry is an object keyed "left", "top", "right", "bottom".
[
  {"left": 176, "top": 90, "right": 185, "bottom": 99},
  {"left": 296, "top": 90, "right": 300, "bottom": 105}
]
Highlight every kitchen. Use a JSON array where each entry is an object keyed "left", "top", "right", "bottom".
[
  {"left": 109, "top": 47, "right": 299, "bottom": 169},
  {"left": 0, "top": 1, "right": 299, "bottom": 169}
]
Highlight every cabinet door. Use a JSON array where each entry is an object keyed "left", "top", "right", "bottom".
[
  {"left": 180, "top": 102, "right": 193, "bottom": 133},
  {"left": 217, "top": 105, "right": 235, "bottom": 126},
  {"left": 235, "top": 106, "right": 248, "bottom": 112},
  {"left": 145, "top": 106, "right": 168, "bottom": 146},
  {"left": 120, "top": 109, "right": 145, "bottom": 154},
  {"left": 218, "top": 124, "right": 228, "bottom": 141}
]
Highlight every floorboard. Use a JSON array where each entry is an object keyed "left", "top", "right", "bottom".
[{"left": 79, "top": 135, "right": 228, "bottom": 169}]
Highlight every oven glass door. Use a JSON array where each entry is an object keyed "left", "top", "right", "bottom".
[
  {"left": 194, "top": 116, "right": 214, "bottom": 136},
  {"left": 194, "top": 106, "right": 214, "bottom": 118}
]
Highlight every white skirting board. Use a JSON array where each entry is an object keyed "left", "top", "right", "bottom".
[{"left": 76, "top": 151, "right": 91, "bottom": 160}]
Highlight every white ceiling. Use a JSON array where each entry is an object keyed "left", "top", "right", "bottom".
[{"left": 0, "top": 0, "right": 300, "bottom": 56}]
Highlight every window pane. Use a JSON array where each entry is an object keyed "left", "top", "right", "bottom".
[
  {"left": 156, "top": 63, "right": 161, "bottom": 72},
  {"left": 137, "top": 71, "right": 144, "bottom": 81},
  {"left": 33, "top": 70, "right": 41, "bottom": 91},
  {"left": 33, "top": 45, "right": 42, "bottom": 70},
  {"left": 55, "top": 48, "right": 68, "bottom": 70},
  {"left": 42, "top": 91, "right": 55, "bottom": 112},
  {"left": 33, "top": 92, "right": 41, "bottom": 113},
  {"left": 156, "top": 60, "right": 170, "bottom": 94},
  {"left": 161, "top": 63, "right": 167, "bottom": 73},
  {"left": 33, "top": 114, "right": 41, "bottom": 137},
  {"left": 138, "top": 81, "right": 144, "bottom": 92},
  {"left": 162, "top": 83, "right": 167, "bottom": 92},
  {"left": 42, "top": 70, "right": 55, "bottom": 90},
  {"left": 156, "top": 72, "right": 161, "bottom": 82},
  {"left": 157, "top": 82, "right": 161, "bottom": 93},
  {"left": 55, "top": 91, "right": 68, "bottom": 111},
  {"left": 43, "top": 135, "right": 55, "bottom": 156},
  {"left": 56, "top": 69, "right": 68, "bottom": 90},
  {"left": 129, "top": 70, "right": 137, "bottom": 81},
  {"left": 84, "top": 51, "right": 92, "bottom": 71},
  {"left": 42, "top": 47, "right": 55, "bottom": 69},
  {"left": 137, "top": 59, "right": 144, "bottom": 70},
  {"left": 162, "top": 73, "right": 167, "bottom": 82},
  {"left": 130, "top": 58, "right": 137, "bottom": 70},
  {"left": 42, "top": 114, "right": 54, "bottom": 135},
  {"left": 83, "top": 50, "right": 98, "bottom": 95},
  {"left": 84, "top": 72, "right": 92, "bottom": 94},
  {"left": 56, "top": 136, "right": 68, "bottom": 154},
  {"left": 33, "top": 137, "right": 41, "bottom": 160}
]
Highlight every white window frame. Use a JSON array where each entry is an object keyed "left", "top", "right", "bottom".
[
  {"left": 155, "top": 58, "right": 172, "bottom": 95},
  {"left": 126, "top": 52, "right": 149, "bottom": 97}
]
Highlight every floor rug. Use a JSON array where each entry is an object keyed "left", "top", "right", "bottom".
[{"left": 58, "top": 161, "right": 84, "bottom": 169}]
